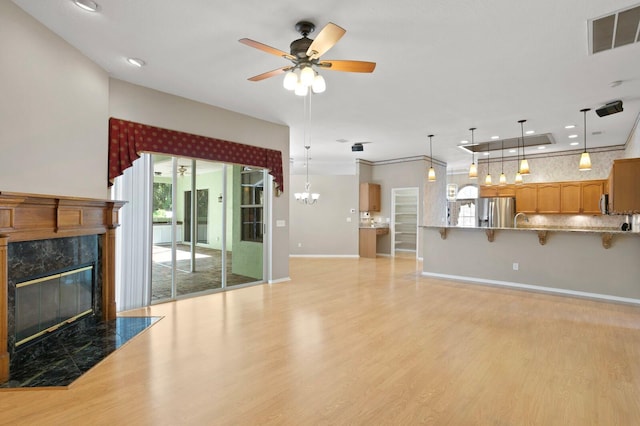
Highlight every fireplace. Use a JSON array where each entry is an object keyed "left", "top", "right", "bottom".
[{"left": 0, "top": 192, "right": 124, "bottom": 383}]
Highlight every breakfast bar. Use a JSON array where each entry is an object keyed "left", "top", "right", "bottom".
[{"left": 422, "top": 225, "right": 640, "bottom": 303}]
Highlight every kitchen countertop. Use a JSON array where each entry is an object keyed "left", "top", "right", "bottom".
[
  {"left": 359, "top": 224, "right": 390, "bottom": 229},
  {"left": 422, "top": 225, "right": 635, "bottom": 234}
]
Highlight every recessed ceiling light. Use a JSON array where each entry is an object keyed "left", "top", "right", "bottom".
[
  {"left": 73, "top": 0, "right": 99, "bottom": 12},
  {"left": 491, "top": 136, "right": 499, "bottom": 140},
  {"left": 537, "top": 146, "right": 546, "bottom": 150},
  {"left": 460, "top": 140, "right": 469, "bottom": 144},
  {"left": 509, "top": 149, "right": 516, "bottom": 153},
  {"left": 570, "top": 142, "right": 580, "bottom": 146},
  {"left": 525, "top": 130, "right": 535, "bottom": 135},
  {"left": 568, "top": 134, "right": 578, "bottom": 139},
  {"left": 565, "top": 125, "right": 576, "bottom": 129},
  {"left": 127, "top": 57, "right": 146, "bottom": 67}
]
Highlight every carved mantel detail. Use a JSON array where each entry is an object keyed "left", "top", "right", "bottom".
[{"left": 0, "top": 192, "right": 125, "bottom": 384}]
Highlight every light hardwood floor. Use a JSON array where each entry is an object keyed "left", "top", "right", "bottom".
[{"left": 2, "top": 256, "right": 640, "bottom": 425}]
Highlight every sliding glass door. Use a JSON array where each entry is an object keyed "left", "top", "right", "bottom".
[{"left": 150, "top": 155, "right": 264, "bottom": 302}]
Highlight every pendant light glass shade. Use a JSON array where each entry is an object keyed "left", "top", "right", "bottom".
[
  {"left": 283, "top": 70, "right": 298, "bottom": 90},
  {"left": 518, "top": 120, "right": 530, "bottom": 175},
  {"left": 579, "top": 108, "right": 592, "bottom": 171},
  {"left": 484, "top": 142, "right": 491, "bottom": 185},
  {"left": 468, "top": 128, "right": 477, "bottom": 179},
  {"left": 515, "top": 172, "right": 523, "bottom": 184},
  {"left": 499, "top": 140, "right": 506, "bottom": 185},
  {"left": 428, "top": 134, "right": 436, "bottom": 182},
  {"left": 579, "top": 152, "right": 592, "bottom": 171},
  {"left": 300, "top": 66, "right": 315, "bottom": 87},
  {"left": 311, "top": 74, "right": 326, "bottom": 93}
]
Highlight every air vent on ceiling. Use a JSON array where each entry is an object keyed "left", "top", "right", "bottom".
[{"left": 590, "top": 4, "right": 640, "bottom": 54}]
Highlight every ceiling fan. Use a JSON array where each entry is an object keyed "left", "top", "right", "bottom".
[{"left": 239, "top": 21, "right": 376, "bottom": 94}]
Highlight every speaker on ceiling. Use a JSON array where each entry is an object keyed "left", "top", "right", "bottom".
[
  {"left": 596, "top": 100, "right": 623, "bottom": 117},
  {"left": 351, "top": 143, "right": 364, "bottom": 152}
]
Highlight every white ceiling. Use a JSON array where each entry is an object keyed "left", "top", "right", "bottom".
[{"left": 13, "top": 0, "right": 640, "bottom": 174}]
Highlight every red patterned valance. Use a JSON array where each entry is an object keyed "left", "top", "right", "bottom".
[{"left": 108, "top": 118, "right": 284, "bottom": 193}]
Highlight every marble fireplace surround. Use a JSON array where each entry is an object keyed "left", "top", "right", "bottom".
[{"left": 0, "top": 192, "right": 125, "bottom": 384}]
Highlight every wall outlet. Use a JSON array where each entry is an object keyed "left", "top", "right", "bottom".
[
  {"left": 346, "top": 217, "right": 352, "bottom": 222},
  {"left": 513, "top": 262, "right": 519, "bottom": 271},
  {"left": 297, "top": 243, "right": 302, "bottom": 248}
]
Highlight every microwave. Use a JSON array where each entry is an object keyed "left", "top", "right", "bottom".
[{"left": 599, "top": 194, "right": 609, "bottom": 215}]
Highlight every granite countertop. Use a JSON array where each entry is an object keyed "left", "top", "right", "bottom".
[
  {"left": 359, "top": 223, "right": 390, "bottom": 229},
  {"left": 422, "top": 225, "right": 635, "bottom": 234}
]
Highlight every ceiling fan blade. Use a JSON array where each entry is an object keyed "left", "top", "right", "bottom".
[
  {"left": 248, "top": 67, "right": 291, "bottom": 82},
  {"left": 239, "top": 38, "right": 295, "bottom": 61},
  {"left": 318, "top": 60, "right": 376, "bottom": 73},
  {"left": 306, "top": 22, "right": 346, "bottom": 59}
]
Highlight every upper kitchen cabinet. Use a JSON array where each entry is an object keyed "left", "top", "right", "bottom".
[
  {"left": 581, "top": 180, "right": 605, "bottom": 214},
  {"left": 537, "top": 183, "right": 561, "bottom": 214},
  {"left": 608, "top": 158, "right": 640, "bottom": 214},
  {"left": 560, "top": 180, "right": 605, "bottom": 214},
  {"left": 515, "top": 184, "right": 537, "bottom": 213},
  {"left": 360, "top": 183, "right": 381, "bottom": 212}
]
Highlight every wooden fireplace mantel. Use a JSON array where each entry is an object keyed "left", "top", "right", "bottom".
[{"left": 0, "top": 191, "right": 125, "bottom": 383}]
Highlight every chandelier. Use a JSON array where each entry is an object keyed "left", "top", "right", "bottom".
[
  {"left": 294, "top": 93, "right": 320, "bottom": 204},
  {"left": 294, "top": 145, "right": 320, "bottom": 204}
]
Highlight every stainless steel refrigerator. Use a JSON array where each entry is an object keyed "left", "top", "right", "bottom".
[{"left": 477, "top": 197, "right": 516, "bottom": 228}]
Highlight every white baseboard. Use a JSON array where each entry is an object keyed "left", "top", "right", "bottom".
[
  {"left": 289, "top": 254, "right": 359, "bottom": 258},
  {"left": 422, "top": 272, "right": 640, "bottom": 306},
  {"left": 268, "top": 277, "right": 291, "bottom": 284}
]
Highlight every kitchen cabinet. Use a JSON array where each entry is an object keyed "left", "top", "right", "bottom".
[
  {"left": 515, "top": 185, "right": 537, "bottom": 213},
  {"left": 359, "top": 227, "right": 389, "bottom": 258},
  {"left": 581, "top": 181, "right": 605, "bottom": 214},
  {"left": 560, "top": 182, "right": 581, "bottom": 213},
  {"left": 608, "top": 158, "right": 640, "bottom": 214},
  {"left": 537, "top": 183, "right": 561, "bottom": 213},
  {"left": 479, "top": 184, "right": 516, "bottom": 198},
  {"left": 360, "top": 183, "right": 381, "bottom": 212}
]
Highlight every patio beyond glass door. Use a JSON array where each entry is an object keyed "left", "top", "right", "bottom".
[{"left": 150, "top": 156, "right": 263, "bottom": 302}]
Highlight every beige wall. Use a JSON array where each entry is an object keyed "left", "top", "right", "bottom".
[
  {"left": 625, "top": 114, "right": 640, "bottom": 158},
  {"left": 109, "top": 79, "right": 290, "bottom": 282},
  {"left": 423, "top": 227, "right": 640, "bottom": 302},
  {"left": 289, "top": 174, "right": 359, "bottom": 256},
  {"left": 0, "top": 1, "right": 109, "bottom": 198}
]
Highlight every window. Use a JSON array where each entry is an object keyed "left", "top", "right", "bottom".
[{"left": 240, "top": 168, "right": 264, "bottom": 242}]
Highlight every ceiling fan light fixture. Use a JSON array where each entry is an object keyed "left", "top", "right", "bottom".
[
  {"left": 311, "top": 74, "right": 326, "bottom": 93},
  {"left": 283, "top": 70, "right": 298, "bottom": 90},
  {"left": 294, "top": 82, "right": 308, "bottom": 96},
  {"left": 300, "top": 66, "right": 315, "bottom": 87}
]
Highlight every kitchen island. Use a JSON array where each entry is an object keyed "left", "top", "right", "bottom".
[{"left": 422, "top": 225, "right": 640, "bottom": 303}]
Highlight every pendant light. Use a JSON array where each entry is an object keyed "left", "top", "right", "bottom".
[
  {"left": 484, "top": 142, "right": 492, "bottom": 185},
  {"left": 427, "top": 134, "right": 436, "bottom": 182},
  {"left": 499, "top": 140, "right": 507, "bottom": 185},
  {"left": 515, "top": 133, "right": 523, "bottom": 184},
  {"left": 518, "top": 119, "right": 530, "bottom": 175},
  {"left": 579, "top": 108, "right": 592, "bottom": 171},
  {"left": 468, "top": 127, "right": 478, "bottom": 179}
]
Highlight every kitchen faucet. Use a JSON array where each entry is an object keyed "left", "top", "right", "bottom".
[{"left": 514, "top": 212, "right": 529, "bottom": 228}]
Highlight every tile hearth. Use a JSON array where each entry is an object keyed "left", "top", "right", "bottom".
[{"left": 1, "top": 316, "right": 160, "bottom": 389}]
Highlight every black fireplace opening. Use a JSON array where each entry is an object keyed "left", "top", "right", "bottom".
[{"left": 15, "top": 262, "right": 95, "bottom": 348}]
